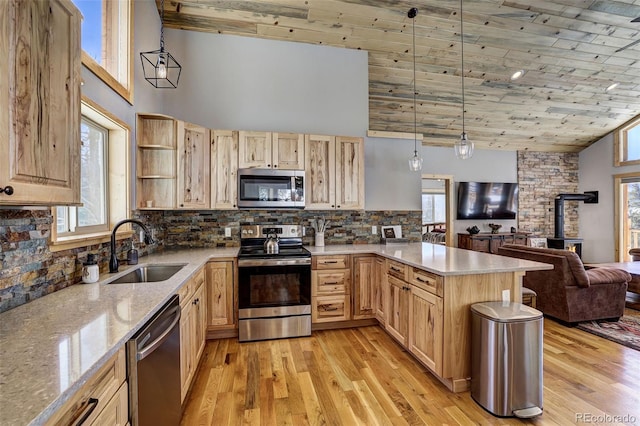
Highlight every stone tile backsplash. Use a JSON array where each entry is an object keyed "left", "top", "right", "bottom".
[{"left": 0, "top": 209, "right": 421, "bottom": 313}]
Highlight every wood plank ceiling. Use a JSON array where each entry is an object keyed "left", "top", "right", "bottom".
[{"left": 160, "top": 0, "right": 640, "bottom": 153}]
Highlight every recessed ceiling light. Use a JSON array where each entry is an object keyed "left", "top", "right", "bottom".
[
  {"left": 605, "top": 82, "right": 619, "bottom": 92},
  {"left": 510, "top": 70, "right": 526, "bottom": 80}
]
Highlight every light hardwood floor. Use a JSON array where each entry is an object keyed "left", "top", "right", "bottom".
[{"left": 181, "top": 310, "right": 640, "bottom": 425}]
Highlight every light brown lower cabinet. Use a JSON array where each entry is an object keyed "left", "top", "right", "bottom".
[
  {"left": 385, "top": 275, "right": 410, "bottom": 346},
  {"left": 312, "top": 255, "right": 351, "bottom": 323},
  {"left": 384, "top": 259, "right": 444, "bottom": 377},
  {"left": 352, "top": 255, "right": 377, "bottom": 320},
  {"left": 374, "top": 257, "right": 386, "bottom": 324},
  {"left": 408, "top": 285, "right": 443, "bottom": 376},
  {"left": 179, "top": 267, "right": 207, "bottom": 402},
  {"left": 206, "top": 260, "right": 236, "bottom": 330},
  {"left": 45, "top": 346, "right": 127, "bottom": 426}
]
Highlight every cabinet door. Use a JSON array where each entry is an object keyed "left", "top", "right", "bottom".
[
  {"left": 353, "top": 255, "right": 376, "bottom": 319},
  {"left": 305, "top": 134, "right": 336, "bottom": 209},
  {"left": 335, "top": 136, "right": 364, "bottom": 210},
  {"left": 374, "top": 257, "right": 387, "bottom": 324},
  {"left": 409, "top": 285, "right": 443, "bottom": 375},
  {"left": 273, "top": 133, "right": 304, "bottom": 170},
  {"left": 193, "top": 282, "right": 207, "bottom": 363},
  {"left": 211, "top": 130, "right": 238, "bottom": 209},
  {"left": 177, "top": 122, "right": 210, "bottom": 209},
  {"left": 1, "top": 0, "right": 81, "bottom": 205},
  {"left": 206, "top": 261, "right": 235, "bottom": 328},
  {"left": 238, "top": 131, "right": 272, "bottom": 169},
  {"left": 180, "top": 298, "right": 194, "bottom": 402},
  {"left": 385, "top": 276, "right": 409, "bottom": 346}
]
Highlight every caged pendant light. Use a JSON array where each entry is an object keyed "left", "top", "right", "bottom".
[
  {"left": 140, "top": 0, "right": 182, "bottom": 88},
  {"left": 407, "top": 7, "right": 423, "bottom": 171},
  {"left": 454, "top": 0, "right": 474, "bottom": 160}
]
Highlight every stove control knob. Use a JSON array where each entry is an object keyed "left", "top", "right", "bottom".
[{"left": 289, "top": 227, "right": 298, "bottom": 236}]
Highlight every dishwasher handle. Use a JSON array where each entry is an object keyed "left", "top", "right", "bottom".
[{"left": 136, "top": 305, "right": 181, "bottom": 361}]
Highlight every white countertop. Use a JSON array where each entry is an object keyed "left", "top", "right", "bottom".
[
  {"left": 0, "top": 243, "right": 547, "bottom": 425},
  {"left": 307, "top": 243, "right": 551, "bottom": 276}
]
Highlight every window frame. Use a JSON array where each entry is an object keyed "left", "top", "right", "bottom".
[
  {"left": 77, "top": 0, "right": 134, "bottom": 104},
  {"left": 614, "top": 115, "right": 640, "bottom": 167},
  {"left": 51, "top": 97, "right": 131, "bottom": 251},
  {"left": 614, "top": 172, "right": 640, "bottom": 261},
  {"left": 56, "top": 115, "right": 110, "bottom": 237}
]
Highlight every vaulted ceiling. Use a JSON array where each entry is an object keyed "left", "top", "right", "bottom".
[{"left": 159, "top": 0, "right": 640, "bottom": 152}]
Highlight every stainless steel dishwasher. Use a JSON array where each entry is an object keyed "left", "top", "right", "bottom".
[{"left": 127, "top": 295, "right": 181, "bottom": 426}]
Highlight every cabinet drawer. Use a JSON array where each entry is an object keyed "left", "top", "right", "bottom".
[
  {"left": 46, "top": 347, "right": 126, "bottom": 426},
  {"left": 313, "top": 255, "right": 350, "bottom": 270},
  {"left": 312, "top": 295, "right": 351, "bottom": 322},
  {"left": 177, "top": 278, "right": 195, "bottom": 307},
  {"left": 313, "top": 270, "right": 351, "bottom": 295},
  {"left": 90, "top": 381, "right": 129, "bottom": 426},
  {"left": 409, "top": 268, "right": 443, "bottom": 297},
  {"left": 386, "top": 260, "right": 408, "bottom": 281}
]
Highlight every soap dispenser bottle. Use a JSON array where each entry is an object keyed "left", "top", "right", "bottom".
[
  {"left": 82, "top": 254, "right": 100, "bottom": 284},
  {"left": 127, "top": 241, "right": 139, "bottom": 265}
]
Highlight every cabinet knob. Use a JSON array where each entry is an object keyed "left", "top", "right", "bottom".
[
  {"left": 273, "top": 164, "right": 277, "bottom": 168},
  {"left": 0, "top": 186, "right": 14, "bottom": 196}
]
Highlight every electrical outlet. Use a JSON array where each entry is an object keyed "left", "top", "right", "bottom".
[
  {"left": 372, "top": 225, "right": 377, "bottom": 235},
  {"left": 225, "top": 227, "right": 231, "bottom": 237},
  {"left": 502, "top": 289, "right": 510, "bottom": 302}
]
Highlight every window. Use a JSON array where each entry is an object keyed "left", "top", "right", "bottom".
[
  {"left": 51, "top": 98, "right": 130, "bottom": 251},
  {"left": 614, "top": 115, "right": 640, "bottom": 166},
  {"left": 422, "top": 193, "right": 446, "bottom": 225},
  {"left": 56, "top": 117, "right": 109, "bottom": 236},
  {"left": 73, "top": 0, "right": 133, "bottom": 103},
  {"left": 615, "top": 173, "right": 640, "bottom": 261}
]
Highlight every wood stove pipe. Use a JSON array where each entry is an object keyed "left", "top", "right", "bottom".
[{"left": 554, "top": 192, "right": 598, "bottom": 238}]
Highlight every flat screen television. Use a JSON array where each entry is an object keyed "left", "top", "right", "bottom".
[{"left": 457, "top": 182, "right": 518, "bottom": 220}]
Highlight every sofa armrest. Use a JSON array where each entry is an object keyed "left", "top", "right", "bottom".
[{"left": 586, "top": 268, "right": 632, "bottom": 285}]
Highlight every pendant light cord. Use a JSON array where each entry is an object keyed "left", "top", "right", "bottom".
[
  {"left": 160, "top": 0, "right": 165, "bottom": 51},
  {"left": 460, "top": 0, "right": 465, "bottom": 134},
  {"left": 412, "top": 13, "right": 417, "bottom": 154}
]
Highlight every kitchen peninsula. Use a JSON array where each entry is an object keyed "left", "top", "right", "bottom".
[{"left": 0, "top": 243, "right": 549, "bottom": 425}]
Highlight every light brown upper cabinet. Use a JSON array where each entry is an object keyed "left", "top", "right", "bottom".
[
  {"left": 211, "top": 130, "right": 239, "bottom": 209},
  {"left": 136, "top": 113, "right": 177, "bottom": 210},
  {"left": 1, "top": 0, "right": 81, "bottom": 206},
  {"left": 305, "top": 135, "right": 364, "bottom": 210},
  {"left": 177, "top": 122, "right": 211, "bottom": 209},
  {"left": 238, "top": 131, "right": 304, "bottom": 170}
]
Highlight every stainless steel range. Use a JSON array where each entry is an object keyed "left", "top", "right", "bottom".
[{"left": 238, "top": 224, "right": 311, "bottom": 342}]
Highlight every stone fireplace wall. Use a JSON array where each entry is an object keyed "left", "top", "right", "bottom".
[{"left": 517, "top": 151, "right": 580, "bottom": 237}]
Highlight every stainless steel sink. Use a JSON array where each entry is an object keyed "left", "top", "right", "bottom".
[{"left": 107, "top": 264, "right": 186, "bottom": 284}]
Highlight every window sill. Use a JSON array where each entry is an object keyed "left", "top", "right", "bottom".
[{"left": 50, "top": 229, "right": 134, "bottom": 252}]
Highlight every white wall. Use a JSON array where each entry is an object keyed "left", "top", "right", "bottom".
[
  {"left": 161, "top": 30, "right": 368, "bottom": 136},
  {"left": 579, "top": 133, "right": 640, "bottom": 263}
]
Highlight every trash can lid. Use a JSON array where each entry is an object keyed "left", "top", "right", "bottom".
[{"left": 470, "top": 301, "right": 542, "bottom": 322}]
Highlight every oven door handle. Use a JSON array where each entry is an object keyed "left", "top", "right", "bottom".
[{"left": 238, "top": 258, "right": 311, "bottom": 267}]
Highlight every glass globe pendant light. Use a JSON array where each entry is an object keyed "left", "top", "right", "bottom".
[
  {"left": 407, "top": 7, "right": 422, "bottom": 171},
  {"left": 454, "top": 0, "right": 474, "bottom": 160}
]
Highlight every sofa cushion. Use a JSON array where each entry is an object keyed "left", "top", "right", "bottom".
[{"left": 586, "top": 267, "right": 632, "bottom": 285}]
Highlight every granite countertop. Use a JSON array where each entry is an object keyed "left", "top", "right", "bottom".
[
  {"left": 0, "top": 248, "right": 237, "bottom": 426},
  {"left": 0, "top": 243, "right": 548, "bottom": 425}
]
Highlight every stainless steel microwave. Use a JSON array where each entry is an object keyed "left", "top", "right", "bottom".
[{"left": 237, "top": 169, "right": 305, "bottom": 208}]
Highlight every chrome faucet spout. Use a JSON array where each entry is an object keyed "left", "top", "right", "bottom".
[{"left": 110, "top": 219, "right": 155, "bottom": 273}]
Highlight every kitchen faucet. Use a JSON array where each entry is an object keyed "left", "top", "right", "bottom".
[{"left": 110, "top": 219, "right": 156, "bottom": 273}]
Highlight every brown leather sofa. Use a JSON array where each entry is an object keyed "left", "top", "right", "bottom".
[{"left": 497, "top": 244, "right": 631, "bottom": 323}]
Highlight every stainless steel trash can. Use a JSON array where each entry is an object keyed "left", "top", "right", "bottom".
[{"left": 470, "top": 301, "right": 543, "bottom": 418}]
